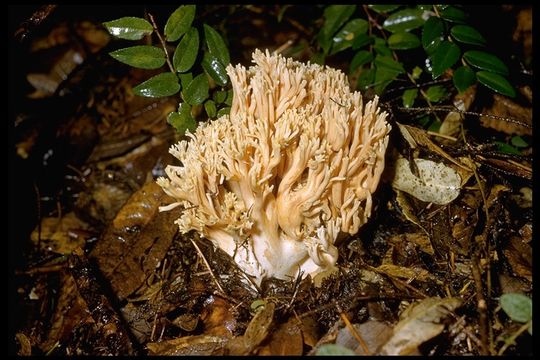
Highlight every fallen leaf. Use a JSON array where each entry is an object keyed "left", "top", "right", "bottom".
[
  {"left": 480, "top": 94, "right": 532, "bottom": 136},
  {"left": 335, "top": 320, "right": 392, "bottom": 355},
  {"left": 146, "top": 335, "right": 228, "bottom": 355},
  {"left": 379, "top": 297, "right": 462, "bottom": 355},
  {"left": 391, "top": 157, "right": 462, "bottom": 205},
  {"left": 258, "top": 317, "right": 303, "bottom": 355},
  {"left": 30, "top": 212, "right": 89, "bottom": 254}
]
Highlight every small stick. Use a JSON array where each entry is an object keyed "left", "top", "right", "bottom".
[
  {"left": 336, "top": 305, "right": 371, "bottom": 355},
  {"left": 148, "top": 13, "right": 175, "bottom": 74},
  {"left": 190, "top": 239, "right": 226, "bottom": 294}
]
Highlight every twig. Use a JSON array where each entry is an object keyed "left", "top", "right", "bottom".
[
  {"left": 471, "top": 255, "right": 490, "bottom": 355},
  {"left": 497, "top": 321, "right": 531, "bottom": 355},
  {"left": 190, "top": 239, "right": 226, "bottom": 294},
  {"left": 337, "top": 306, "right": 371, "bottom": 355},
  {"left": 426, "top": 130, "right": 457, "bottom": 141},
  {"left": 273, "top": 39, "right": 294, "bottom": 55},
  {"left": 148, "top": 13, "right": 175, "bottom": 74}
]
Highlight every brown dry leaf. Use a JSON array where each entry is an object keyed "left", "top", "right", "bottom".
[
  {"left": 15, "top": 333, "right": 32, "bottom": 356},
  {"left": 375, "top": 264, "right": 433, "bottom": 283},
  {"left": 299, "top": 316, "right": 320, "bottom": 348},
  {"left": 477, "top": 156, "right": 532, "bottom": 180},
  {"left": 227, "top": 302, "right": 275, "bottom": 355},
  {"left": 200, "top": 295, "right": 237, "bottom": 337},
  {"left": 146, "top": 335, "right": 228, "bottom": 355},
  {"left": 395, "top": 191, "right": 429, "bottom": 237},
  {"left": 335, "top": 320, "right": 392, "bottom": 355},
  {"left": 503, "top": 236, "right": 532, "bottom": 282},
  {"left": 379, "top": 297, "right": 462, "bottom": 355},
  {"left": 396, "top": 123, "right": 472, "bottom": 171},
  {"left": 480, "top": 94, "right": 532, "bottom": 136},
  {"left": 513, "top": 8, "right": 532, "bottom": 62},
  {"left": 439, "top": 85, "right": 476, "bottom": 137},
  {"left": 258, "top": 316, "right": 303, "bottom": 355},
  {"left": 387, "top": 232, "right": 434, "bottom": 256},
  {"left": 30, "top": 212, "right": 89, "bottom": 254}
]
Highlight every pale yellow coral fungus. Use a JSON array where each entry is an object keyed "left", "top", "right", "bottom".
[{"left": 157, "top": 49, "right": 390, "bottom": 284}]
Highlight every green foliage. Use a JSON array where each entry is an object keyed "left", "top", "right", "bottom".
[
  {"left": 315, "top": 344, "right": 357, "bottom": 356},
  {"left": 164, "top": 5, "right": 196, "bottom": 42},
  {"left": 104, "top": 6, "right": 232, "bottom": 134},
  {"left": 402, "top": 88, "right": 418, "bottom": 108},
  {"left": 103, "top": 17, "right": 153, "bottom": 40},
  {"left": 133, "top": 73, "right": 180, "bottom": 97},
  {"left": 500, "top": 293, "right": 532, "bottom": 330},
  {"left": 318, "top": 4, "right": 516, "bottom": 100},
  {"left": 109, "top": 46, "right": 166, "bottom": 69}
]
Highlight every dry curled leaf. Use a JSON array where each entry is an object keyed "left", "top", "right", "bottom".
[
  {"left": 379, "top": 297, "right": 462, "bottom": 355},
  {"left": 146, "top": 335, "right": 228, "bottom": 355}
]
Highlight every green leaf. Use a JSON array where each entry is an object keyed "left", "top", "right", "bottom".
[
  {"left": 453, "top": 66, "right": 476, "bottom": 93},
  {"left": 388, "top": 32, "right": 421, "bottom": 50},
  {"left": 350, "top": 50, "right": 373, "bottom": 73},
  {"left": 495, "top": 141, "right": 521, "bottom": 155},
  {"left": 103, "top": 17, "right": 153, "bottom": 40},
  {"left": 440, "top": 6, "right": 467, "bottom": 23},
  {"left": 374, "top": 55, "right": 405, "bottom": 74},
  {"left": 204, "top": 100, "right": 217, "bottom": 118},
  {"left": 511, "top": 136, "right": 529, "bottom": 148},
  {"left": 429, "top": 41, "right": 461, "bottom": 79},
  {"left": 225, "top": 90, "right": 233, "bottom": 106},
  {"left": 167, "top": 103, "right": 197, "bottom": 134},
  {"left": 425, "top": 85, "right": 448, "bottom": 103},
  {"left": 202, "top": 52, "right": 228, "bottom": 87},
  {"left": 373, "top": 67, "right": 398, "bottom": 95},
  {"left": 351, "top": 33, "right": 372, "bottom": 50},
  {"left": 318, "top": 5, "right": 356, "bottom": 54},
  {"left": 402, "top": 88, "right": 418, "bottom": 108},
  {"left": 412, "top": 66, "right": 423, "bottom": 79},
  {"left": 173, "top": 27, "right": 199, "bottom": 73},
  {"left": 213, "top": 90, "right": 227, "bottom": 104},
  {"left": 500, "top": 293, "right": 532, "bottom": 323},
  {"left": 179, "top": 72, "right": 193, "bottom": 89},
  {"left": 133, "top": 72, "right": 180, "bottom": 97},
  {"left": 330, "top": 18, "right": 369, "bottom": 55},
  {"left": 109, "top": 46, "right": 165, "bottom": 69},
  {"left": 373, "top": 37, "right": 392, "bottom": 56},
  {"left": 164, "top": 5, "right": 196, "bottom": 42},
  {"left": 357, "top": 68, "right": 375, "bottom": 91},
  {"left": 310, "top": 52, "right": 325, "bottom": 65},
  {"left": 315, "top": 344, "right": 356, "bottom": 356},
  {"left": 422, "top": 16, "right": 444, "bottom": 55},
  {"left": 203, "top": 24, "right": 230, "bottom": 66},
  {"left": 450, "top": 25, "right": 486, "bottom": 46},
  {"left": 383, "top": 8, "right": 425, "bottom": 33},
  {"left": 216, "top": 106, "right": 231, "bottom": 117},
  {"left": 463, "top": 50, "right": 509, "bottom": 75},
  {"left": 476, "top": 71, "right": 516, "bottom": 97},
  {"left": 183, "top": 73, "right": 209, "bottom": 105},
  {"left": 277, "top": 5, "right": 291, "bottom": 23},
  {"left": 368, "top": 4, "right": 400, "bottom": 14}
]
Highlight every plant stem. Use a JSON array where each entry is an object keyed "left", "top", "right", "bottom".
[{"left": 148, "top": 13, "right": 175, "bottom": 74}]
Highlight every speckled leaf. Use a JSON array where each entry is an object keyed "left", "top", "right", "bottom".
[
  {"left": 452, "top": 66, "right": 476, "bottom": 93},
  {"left": 173, "top": 27, "right": 199, "bottom": 73},
  {"left": 391, "top": 157, "right": 462, "bottom": 205},
  {"left": 164, "top": 5, "right": 196, "bottom": 42},
  {"left": 422, "top": 16, "right": 444, "bottom": 55},
  {"left": 429, "top": 41, "right": 461, "bottom": 79},
  {"left": 383, "top": 8, "right": 425, "bottom": 33},
  {"left": 133, "top": 72, "right": 180, "bottom": 97},
  {"left": 203, "top": 24, "right": 230, "bottom": 66},
  {"left": 476, "top": 71, "right": 515, "bottom": 97},
  {"left": 103, "top": 17, "right": 153, "bottom": 40},
  {"left": 450, "top": 25, "right": 486, "bottom": 46},
  {"left": 109, "top": 45, "right": 165, "bottom": 69},
  {"left": 463, "top": 50, "right": 509, "bottom": 75},
  {"left": 388, "top": 31, "right": 421, "bottom": 50},
  {"left": 183, "top": 73, "right": 209, "bottom": 105}
]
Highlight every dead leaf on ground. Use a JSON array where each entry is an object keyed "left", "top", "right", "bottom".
[
  {"left": 30, "top": 212, "right": 89, "bottom": 254},
  {"left": 226, "top": 302, "right": 275, "bottom": 355},
  {"left": 146, "top": 335, "right": 228, "bottom": 355},
  {"left": 258, "top": 316, "right": 303, "bottom": 355},
  {"left": 375, "top": 264, "right": 433, "bottom": 283},
  {"left": 439, "top": 85, "right": 476, "bottom": 137},
  {"left": 335, "top": 320, "right": 392, "bottom": 355},
  {"left": 200, "top": 295, "right": 237, "bottom": 337},
  {"left": 480, "top": 94, "right": 532, "bottom": 136},
  {"left": 379, "top": 297, "right": 462, "bottom": 355}
]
